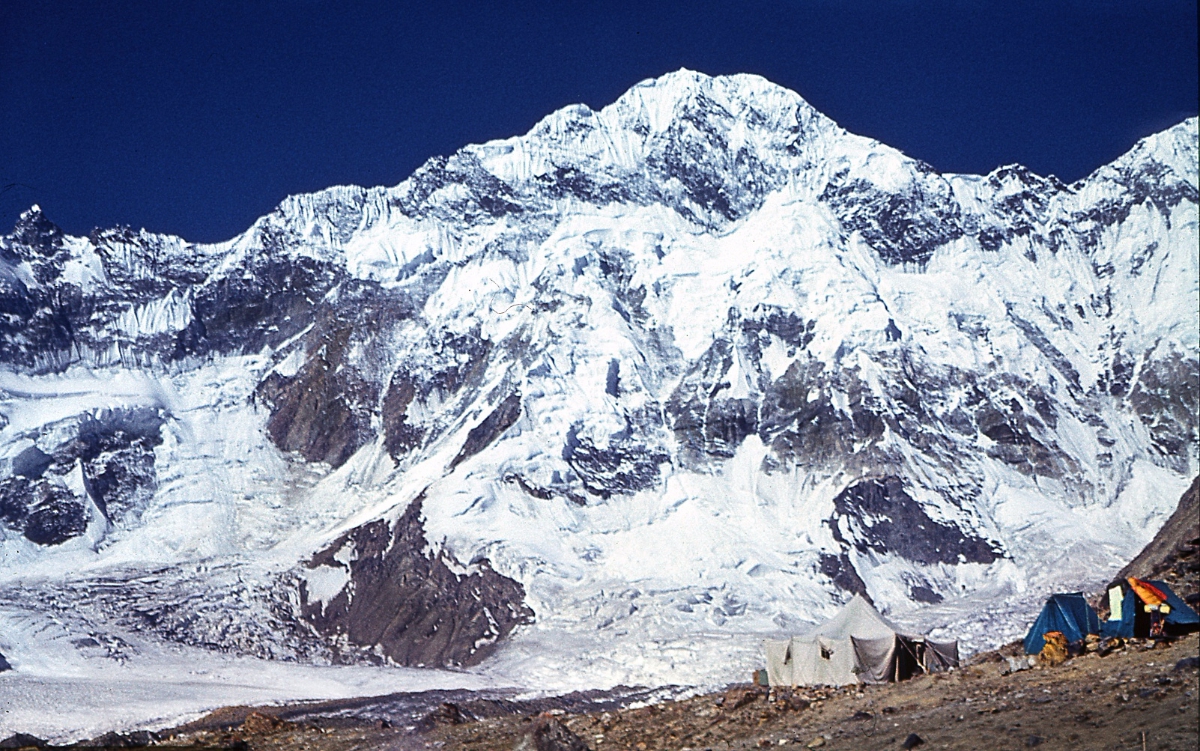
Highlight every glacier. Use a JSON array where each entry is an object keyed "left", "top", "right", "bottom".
[{"left": 0, "top": 69, "right": 1196, "bottom": 741}]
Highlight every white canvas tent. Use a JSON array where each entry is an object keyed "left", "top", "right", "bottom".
[{"left": 764, "top": 594, "right": 958, "bottom": 686}]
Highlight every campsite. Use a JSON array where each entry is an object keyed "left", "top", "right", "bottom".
[
  {"left": 32, "top": 583, "right": 1197, "bottom": 750},
  {"left": 93, "top": 632, "right": 1199, "bottom": 751}
]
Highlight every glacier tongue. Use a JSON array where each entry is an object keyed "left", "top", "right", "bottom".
[{"left": 0, "top": 69, "right": 1197, "bottom": 728}]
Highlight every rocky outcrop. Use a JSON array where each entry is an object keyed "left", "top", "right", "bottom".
[
  {"left": 821, "top": 161, "right": 964, "bottom": 266},
  {"left": 450, "top": 393, "right": 523, "bottom": 470},
  {"left": 829, "top": 477, "right": 1000, "bottom": 566},
  {"left": 513, "top": 713, "right": 593, "bottom": 751},
  {"left": 299, "top": 497, "right": 533, "bottom": 667},
  {"left": 819, "top": 553, "right": 873, "bottom": 604},
  {"left": 0, "top": 407, "right": 163, "bottom": 545},
  {"left": 1117, "top": 476, "right": 1200, "bottom": 605},
  {"left": 257, "top": 325, "right": 379, "bottom": 469}
]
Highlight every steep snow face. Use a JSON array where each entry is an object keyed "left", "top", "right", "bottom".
[{"left": 0, "top": 70, "right": 1197, "bottom": 697}]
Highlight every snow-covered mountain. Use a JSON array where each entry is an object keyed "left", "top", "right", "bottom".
[{"left": 1, "top": 70, "right": 1197, "bottom": 695}]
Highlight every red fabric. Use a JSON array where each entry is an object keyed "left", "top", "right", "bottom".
[{"left": 1127, "top": 577, "right": 1167, "bottom": 606}]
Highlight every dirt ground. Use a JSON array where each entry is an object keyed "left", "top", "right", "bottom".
[{"left": 131, "top": 633, "right": 1198, "bottom": 751}]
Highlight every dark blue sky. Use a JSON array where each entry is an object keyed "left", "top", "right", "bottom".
[{"left": 2, "top": 1, "right": 1197, "bottom": 243}]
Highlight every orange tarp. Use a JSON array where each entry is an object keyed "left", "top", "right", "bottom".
[{"left": 1127, "top": 577, "right": 1167, "bottom": 606}]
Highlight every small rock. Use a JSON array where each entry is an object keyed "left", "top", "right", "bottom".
[
  {"left": 901, "top": 733, "right": 925, "bottom": 749},
  {"left": 724, "top": 687, "right": 761, "bottom": 710},
  {"left": 241, "top": 711, "right": 285, "bottom": 735},
  {"left": 1003, "top": 655, "right": 1033, "bottom": 674},
  {"left": 849, "top": 710, "right": 873, "bottom": 721},
  {"left": 804, "top": 737, "right": 825, "bottom": 749},
  {"left": 422, "top": 702, "right": 469, "bottom": 727},
  {"left": 1025, "top": 736, "right": 1044, "bottom": 747},
  {"left": 77, "top": 730, "right": 157, "bottom": 748},
  {"left": 513, "top": 713, "right": 591, "bottom": 751},
  {"left": 1174, "top": 656, "right": 1200, "bottom": 671}
]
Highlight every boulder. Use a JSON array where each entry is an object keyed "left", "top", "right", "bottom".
[{"left": 513, "top": 713, "right": 591, "bottom": 751}]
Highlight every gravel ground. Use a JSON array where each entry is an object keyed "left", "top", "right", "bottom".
[{"left": 116, "top": 633, "right": 1197, "bottom": 751}]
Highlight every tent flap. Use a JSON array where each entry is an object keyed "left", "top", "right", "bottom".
[
  {"left": 926, "top": 639, "right": 960, "bottom": 672},
  {"left": 764, "top": 639, "right": 793, "bottom": 687},
  {"left": 850, "top": 635, "right": 896, "bottom": 684}
]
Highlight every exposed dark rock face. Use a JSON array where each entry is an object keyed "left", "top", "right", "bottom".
[
  {"left": 0, "top": 214, "right": 86, "bottom": 368},
  {"left": 69, "top": 409, "right": 164, "bottom": 525},
  {"left": 450, "top": 392, "right": 523, "bottom": 470},
  {"left": 646, "top": 96, "right": 777, "bottom": 227},
  {"left": 503, "top": 472, "right": 558, "bottom": 501},
  {"left": 1072, "top": 155, "right": 1200, "bottom": 253},
  {"left": 819, "top": 553, "right": 873, "bottom": 604},
  {"left": 21, "top": 481, "right": 88, "bottom": 545},
  {"left": 829, "top": 477, "right": 1000, "bottom": 566},
  {"left": 909, "top": 584, "right": 944, "bottom": 604},
  {"left": 821, "top": 164, "right": 964, "bottom": 265},
  {"left": 0, "top": 477, "right": 28, "bottom": 529},
  {"left": 299, "top": 497, "right": 533, "bottom": 667},
  {"left": 257, "top": 325, "right": 379, "bottom": 469},
  {"left": 1128, "top": 353, "right": 1200, "bottom": 469},
  {"left": 89, "top": 226, "right": 212, "bottom": 300},
  {"left": 382, "top": 328, "right": 494, "bottom": 463},
  {"left": 191, "top": 254, "right": 342, "bottom": 357},
  {"left": 1, "top": 474, "right": 91, "bottom": 547},
  {"left": 761, "top": 360, "right": 885, "bottom": 473},
  {"left": 563, "top": 424, "right": 669, "bottom": 499},
  {"left": 0, "top": 408, "right": 164, "bottom": 544},
  {"left": 11, "top": 445, "right": 51, "bottom": 479},
  {"left": 970, "top": 165, "right": 1069, "bottom": 253},
  {"left": 667, "top": 337, "right": 740, "bottom": 464},
  {"left": 395, "top": 153, "right": 525, "bottom": 223},
  {"left": 536, "top": 164, "right": 631, "bottom": 206},
  {"left": 740, "top": 306, "right": 816, "bottom": 351},
  {"left": 381, "top": 371, "right": 423, "bottom": 458},
  {"left": 973, "top": 399, "right": 1061, "bottom": 478}
]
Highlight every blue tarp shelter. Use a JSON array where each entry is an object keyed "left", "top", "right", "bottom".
[
  {"left": 1100, "top": 579, "right": 1200, "bottom": 639},
  {"left": 1023, "top": 593, "right": 1101, "bottom": 655}
]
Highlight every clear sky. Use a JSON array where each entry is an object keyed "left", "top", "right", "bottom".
[{"left": 2, "top": 1, "right": 1197, "bottom": 243}]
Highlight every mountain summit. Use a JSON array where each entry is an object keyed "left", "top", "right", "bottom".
[{"left": 0, "top": 70, "right": 1196, "bottom": 690}]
